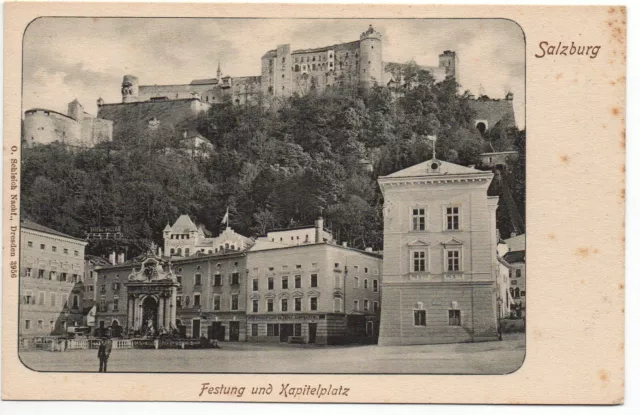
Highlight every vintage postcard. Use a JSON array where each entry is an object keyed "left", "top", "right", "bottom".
[{"left": 2, "top": 2, "right": 626, "bottom": 404}]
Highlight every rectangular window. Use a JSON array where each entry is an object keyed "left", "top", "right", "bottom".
[
  {"left": 365, "top": 267, "right": 369, "bottom": 274},
  {"left": 364, "top": 279, "right": 369, "bottom": 289},
  {"left": 448, "top": 310, "right": 462, "bottom": 326},
  {"left": 373, "top": 280, "right": 378, "bottom": 292},
  {"left": 38, "top": 320, "right": 44, "bottom": 330},
  {"left": 214, "top": 274, "right": 222, "bottom": 286},
  {"left": 310, "top": 274, "right": 318, "bottom": 287},
  {"left": 50, "top": 292, "right": 56, "bottom": 306},
  {"left": 414, "top": 310, "right": 427, "bottom": 326},
  {"left": 25, "top": 320, "right": 31, "bottom": 330},
  {"left": 446, "top": 206, "right": 460, "bottom": 230},
  {"left": 38, "top": 269, "right": 44, "bottom": 279},
  {"left": 176, "top": 296, "right": 182, "bottom": 308},
  {"left": 252, "top": 278, "right": 258, "bottom": 291},
  {"left": 40, "top": 244, "right": 45, "bottom": 250},
  {"left": 50, "top": 271, "right": 57, "bottom": 281},
  {"left": 295, "top": 275, "right": 301, "bottom": 288},
  {"left": 213, "top": 296, "right": 221, "bottom": 310},
  {"left": 38, "top": 291, "right": 45, "bottom": 305},
  {"left": 374, "top": 301, "right": 379, "bottom": 312},
  {"left": 252, "top": 299, "right": 259, "bottom": 312},
  {"left": 251, "top": 324, "right": 258, "bottom": 337},
  {"left": 195, "top": 273, "right": 202, "bottom": 286},
  {"left": 231, "top": 272, "right": 240, "bottom": 285},
  {"left": 24, "top": 290, "right": 33, "bottom": 305},
  {"left": 27, "top": 241, "right": 33, "bottom": 248},
  {"left": 112, "top": 297, "right": 119, "bottom": 311},
  {"left": 74, "top": 250, "right": 79, "bottom": 257},
  {"left": 294, "top": 323, "right": 302, "bottom": 337},
  {"left": 177, "top": 275, "right": 183, "bottom": 285},
  {"left": 194, "top": 294, "right": 201, "bottom": 307},
  {"left": 516, "top": 269, "right": 522, "bottom": 278},
  {"left": 294, "top": 297, "right": 302, "bottom": 311},
  {"left": 413, "top": 251, "right": 426, "bottom": 272},
  {"left": 310, "top": 297, "right": 318, "bottom": 311},
  {"left": 72, "top": 295, "right": 79, "bottom": 308},
  {"left": 49, "top": 321, "right": 55, "bottom": 331},
  {"left": 364, "top": 299, "right": 369, "bottom": 311},
  {"left": 99, "top": 297, "right": 106, "bottom": 312},
  {"left": 267, "top": 324, "right": 275, "bottom": 336},
  {"left": 353, "top": 300, "right": 359, "bottom": 311},
  {"left": 64, "top": 248, "right": 68, "bottom": 254},
  {"left": 281, "top": 298, "right": 288, "bottom": 312},
  {"left": 231, "top": 294, "right": 239, "bottom": 310},
  {"left": 25, "top": 268, "right": 32, "bottom": 278},
  {"left": 447, "top": 249, "right": 461, "bottom": 272},
  {"left": 521, "top": 291, "right": 526, "bottom": 297},
  {"left": 282, "top": 276, "right": 289, "bottom": 289},
  {"left": 52, "top": 246, "right": 57, "bottom": 252},
  {"left": 354, "top": 277, "right": 359, "bottom": 288},
  {"left": 60, "top": 272, "right": 67, "bottom": 282},
  {"left": 333, "top": 297, "right": 342, "bottom": 312},
  {"left": 511, "top": 280, "right": 518, "bottom": 285},
  {"left": 267, "top": 299, "right": 274, "bottom": 312},
  {"left": 268, "top": 277, "right": 274, "bottom": 290},
  {"left": 412, "top": 208, "right": 426, "bottom": 231}
]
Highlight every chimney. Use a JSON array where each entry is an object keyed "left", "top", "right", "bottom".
[
  {"left": 342, "top": 242, "right": 348, "bottom": 248},
  {"left": 315, "top": 216, "right": 324, "bottom": 243},
  {"left": 365, "top": 247, "right": 373, "bottom": 253},
  {"left": 109, "top": 251, "right": 116, "bottom": 265}
]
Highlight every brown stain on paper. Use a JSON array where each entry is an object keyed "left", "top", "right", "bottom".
[
  {"left": 559, "top": 155, "right": 569, "bottom": 164},
  {"left": 555, "top": 73, "right": 563, "bottom": 80},
  {"left": 611, "top": 107, "right": 621, "bottom": 117},
  {"left": 547, "top": 233, "right": 556, "bottom": 240},
  {"left": 599, "top": 369, "right": 610, "bottom": 387}
]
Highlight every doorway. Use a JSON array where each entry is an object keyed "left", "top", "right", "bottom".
[
  {"left": 308, "top": 323, "right": 317, "bottom": 344},
  {"left": 192, "top": 319, "right": 201, "bottom": 339},
  {"left": 209, "top": 322, "right": 225, "bottom": 341},
  {"left": 229, "top": 321, "right": 240, "bottom": 341},
  {"left": 280, "top": 324, "right": 293, "bottom": 342}
]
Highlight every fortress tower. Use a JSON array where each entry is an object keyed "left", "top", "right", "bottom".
[
  {"left": 359, "top": 25, "right": 383, "bottom": 87},
  {"left": 121, "top": 75, "right": 139, "bottom": 103},
  {"left": 67, "top": 99, "right": 83, "bottom": 121},
  {"left": 438, "top": 50, "right": 457, "bottom": 79}
]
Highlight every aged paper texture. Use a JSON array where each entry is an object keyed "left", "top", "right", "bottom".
[{"left": 2, "top": 2, "right": 625, "bottom": 404}]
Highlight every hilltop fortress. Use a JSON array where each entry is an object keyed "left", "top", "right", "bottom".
[{"left": 23, "top": 25, "right": 516, "bottom": 147}]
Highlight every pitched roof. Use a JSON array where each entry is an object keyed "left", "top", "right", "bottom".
[
  {"left": 503, "top": 250, "right": 525, "bottom": 264},
  {"left": 21, "top": 219, "right": 86, "bottom": 242},
  {"left": 169, "top": 214, "right": 198, "bottom": 232},
  {"left": 504, "top": 234, "right": 526, "bottom": 252},
  {"left": 382, "top": 159, "right": 490, "bottom": 179}
]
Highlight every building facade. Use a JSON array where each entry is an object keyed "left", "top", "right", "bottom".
[
  {"left": 163, "top": 214, "right": 253, "bottom": 257},
  {"left": 23, "top": 99, "right": 113, "bottom": 148},
  {"left": 504, "top": 249, "right": 526, "bottom": 312},
  {"left": 246, "top": 222, "right": 382, "bottom": 345},
  {"left": 95, "top": 251, "right": 248, "bottom": 340},
  {"left": 377, "top": 159, "right": 500, "bottom": 345},
  {"left": 19, "top": 220, "right": 88, "bottom": 337}
]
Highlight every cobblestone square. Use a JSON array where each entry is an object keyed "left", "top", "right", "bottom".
[{"left": 19, "top": 333, "right": 525, "bottom": 374}]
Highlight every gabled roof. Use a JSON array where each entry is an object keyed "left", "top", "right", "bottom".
[
  {"left": 169, "top": 214, "right": 198, "bottom": 233},
  {"left": 21, "top": 219, "right": 87, "bottom": 243},
  {"left": 382, "top": 159, "right": 489, "bottom": 179},
  {"left": 503, "top": 250, "right": 525, "bottom": 264}
]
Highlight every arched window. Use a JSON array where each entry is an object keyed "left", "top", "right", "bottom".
[
  {"left": 185, "top": 248, "right": 190, "bottom": 256},
  {"left": 225, "top": 243, "right": 229, "bottom": 249},
  {"left": 294, "top": 65, "right": 300, "bottom": 72},
  {"left": 177, "top": 248, "right": 182, "bottom": 255},
  {"left": 231, "top": 245, "right": 235, "bottom": 250},
  {"left": 170, "top": 248, "right": 175, "bottom": 255},
  {"left": 476, "top": 122, "right": 487, "bottom": 134}
]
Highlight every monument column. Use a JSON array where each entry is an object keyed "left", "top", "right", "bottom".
[
  {"left": 164, "top": 293, "right": 171, "bottom": 328},
  {"left": 170, "top": 287, "right": 177, "bottom": 328},
  {"left": 158, "top": 297, "right": 165, "bottom": 329},
  {"left": 127, "top": 295, "right": 134, "bottom": 329}
]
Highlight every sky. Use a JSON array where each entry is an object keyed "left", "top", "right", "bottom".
[{"left": 23, "top": 18, "right": 525, "bottom": 127}]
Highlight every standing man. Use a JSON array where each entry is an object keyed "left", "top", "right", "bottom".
[{"left": 97, "top": 336, "right": 113, "bottom": 372}]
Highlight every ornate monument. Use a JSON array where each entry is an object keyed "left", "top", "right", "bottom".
[{"left": 125, "top": 253, "right": 179, "bottom": 333}]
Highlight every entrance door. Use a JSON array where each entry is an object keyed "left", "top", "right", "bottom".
[
  {"left": 192, "top": 319, "right": 201, "bottom": 338},
  {"left": 210, "top": 322, "right": 225, "bottom": 340},
  {"left": 98, "top": 321, "right": 105, "bottom": 337},
  {"left": 308, "top": 323, "right": 317, "bottom": 344},
  {"left": 229, "top": 321, "right": 240, "bottom": 341},
  {"left": 280, "top": 324, "right": 293, "bottom": 342},
  {"left": 141, "top": 296, "right": 158, "bottom": 333}
]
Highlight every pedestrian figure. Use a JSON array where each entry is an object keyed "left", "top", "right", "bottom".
[{"left": 98, "top": 336, "right": 113, "bottom": 372}]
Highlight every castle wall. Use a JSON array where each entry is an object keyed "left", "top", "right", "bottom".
[
  {"left": 23, "top": 109, "right": 81, "bottom": 148},
  {"left": 138, "top": 84, "right": 213, "bottom": 101},
  {"left": 467, "top": 99, "right": 516, "bottom": 131},
  {"left": 97, "top": 99, "right": 210, "bottom": 141},
  {"left": 230, "top": 76, "right": 262, "bottom": 105}
]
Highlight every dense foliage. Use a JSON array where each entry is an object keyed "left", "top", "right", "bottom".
[{"left": 21, "top": 70, "right": 525, "bottom": 257}]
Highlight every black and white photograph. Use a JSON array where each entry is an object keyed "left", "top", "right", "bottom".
[{"left": 17, "top": 17, "right": 526, "bottom": 375}]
